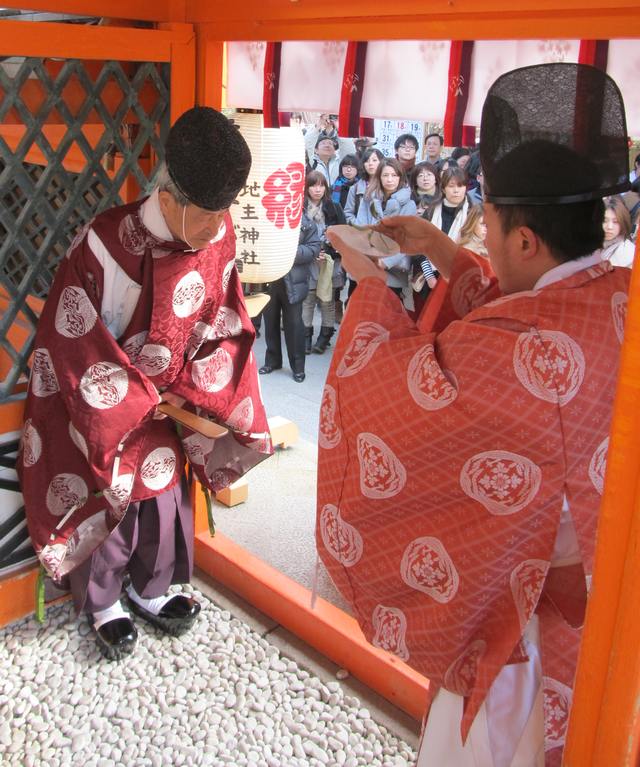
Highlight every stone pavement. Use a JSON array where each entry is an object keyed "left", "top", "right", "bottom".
[{"left": 0, "top": 578, "right": 419, "bottom": 767}]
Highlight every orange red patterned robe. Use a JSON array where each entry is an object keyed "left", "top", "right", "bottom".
[{"left": 316, "top": 247, "right": 629, "bottom": 764}]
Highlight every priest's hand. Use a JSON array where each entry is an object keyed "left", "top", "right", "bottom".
[
  {"left": 372, "top": 215, "right": 458, "bottom": 279},
  {"left": 325, "top": 229, "right": 385, "bottom": 283}
]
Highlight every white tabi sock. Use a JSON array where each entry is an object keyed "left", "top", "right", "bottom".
[
  {"left": 126, "top": 585, "right": 175, "bottom": 616},
  {"left": 92, "top": 600, "right": 129, "bottom": 631}
]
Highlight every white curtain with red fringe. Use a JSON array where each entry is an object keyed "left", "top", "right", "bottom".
[{"left": 226, "top": 39, "right": 640, "bottom": 136}]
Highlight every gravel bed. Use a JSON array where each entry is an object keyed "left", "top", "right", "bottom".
[{"left": 0, "top": 586, "right": 417, "bottom": 766}]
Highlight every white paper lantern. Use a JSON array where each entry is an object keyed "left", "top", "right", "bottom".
[{"left": 230, "top": 113, "right": 306, "bottom": 284}]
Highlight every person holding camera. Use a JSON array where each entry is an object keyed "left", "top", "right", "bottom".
[
  {"left": 302, "top": 171, "right": 346, "bottom": 353},
  {"left": 305, "top": 113, "right": 357, "bottom": 183}
]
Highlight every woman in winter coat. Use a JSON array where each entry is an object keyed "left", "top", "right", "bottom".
[
  {"left": 302, "top": 171, "right": 346, "bottom": 354},
  {"left": 354, "top": 157, "right": 417, "bottom": 305},
  {"left": 601, "top": 196, "right": 636, "bottom": 267},
  {"left": 410, "top": 161, "right": 441, "bottom": 216},
  {"left": 343, "top": 147, "right": 385, "bottom": 224},
  {"left": 424, "top": 166, "right": 471, "bottom": 240},
  {"left": 259, "top": 211, "right": 320, "bottom": 382}
]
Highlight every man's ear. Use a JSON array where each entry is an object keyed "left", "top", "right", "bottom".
[{"left": 518, "top": 226, "right": 541, "bottom": 261}]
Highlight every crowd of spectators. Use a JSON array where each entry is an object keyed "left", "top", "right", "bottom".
[{"left": 257, "top": 113, "right": 638, "bottom": 381}]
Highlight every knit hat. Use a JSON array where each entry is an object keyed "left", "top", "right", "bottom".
[
  {"left": 480, "top": 63, "right": 630, "bottom": 205},
  {"left": 165, "top": 107, "right": 252, "bottom": 211}
]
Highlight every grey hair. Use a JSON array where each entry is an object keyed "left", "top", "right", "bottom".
[{"left": 153, "top": 162, "right": 189, "bottom": 206}]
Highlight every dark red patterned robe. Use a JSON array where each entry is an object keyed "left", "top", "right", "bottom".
[{"left": 18, "top": 199, "right": 272, "bottom": 582}]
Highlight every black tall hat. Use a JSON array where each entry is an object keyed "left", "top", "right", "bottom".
[
  {"left": 480, "top": 63, "right": 630, "bottom": 205},
  {"left": 165, "top": 107, "right": 252, "bottom": 211}
]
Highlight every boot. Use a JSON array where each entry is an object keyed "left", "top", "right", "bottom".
[
  {"left": 335, "top": 299, "right": 344, "bottom": 324},
  {"left": 312, "top": 326, "right": 334, "bottom": 354},
  {"left": 304, "top": 327, "right": 313, "bottom": 355}
]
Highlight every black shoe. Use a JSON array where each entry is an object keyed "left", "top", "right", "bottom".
[
  {"left": 293, "top": 372, "right": 305, "bottom": 383},
  {"left": 259, "top": 364, "right": 281, "bottom": 375},
  {"left": 91, "top": 616, "right": 138, "bottom": 661},
  {"left": 126, "top": 594, "right": 201, "bottom": 637}
]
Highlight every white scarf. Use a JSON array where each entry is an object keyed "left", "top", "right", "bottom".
[{"left": 430, "top": 198, "right": 469, "bottom": 242}]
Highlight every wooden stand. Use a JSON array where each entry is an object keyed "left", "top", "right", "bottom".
[
  {"left": 267, "top": 415, "right": 299, "bottom": 449},
  {"left": 215, "top": 477, "right": 249, "bottom": 507}
]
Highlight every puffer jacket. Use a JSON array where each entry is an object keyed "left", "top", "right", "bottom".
[
  {"left": 282, "top": 212, "right": 321, "bottom": 304},
  {"left": 354, "top": 186, "right": 417, "bottom": 288}
]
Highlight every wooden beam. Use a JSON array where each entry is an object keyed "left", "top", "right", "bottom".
[
  {"left": 190, "top": 9, "right": 640, "bottom": 41},
  {"left": 159, "top": 22, "right": 196, "bottom": 123},
  {"left": 186, "top": 0, "right": 640, "bottom": 24},
  {"left": 195, "top": 33, "right": 224, "bottom": 109},
  {"left": 0, "top": 17, "right": 175, "bottom": 60}
]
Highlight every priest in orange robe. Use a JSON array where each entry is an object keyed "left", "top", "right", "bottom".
[{"left": 316, "top": 64, "right": 634, "bottom": 766}]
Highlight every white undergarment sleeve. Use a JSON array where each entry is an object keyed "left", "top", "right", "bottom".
[{"left": 87, "top": 229, "right": 141, "bottom": 341}]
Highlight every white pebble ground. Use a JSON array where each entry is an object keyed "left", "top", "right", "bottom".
[{"left": 0, "top": 586, "right": 417, "bottom": 766}]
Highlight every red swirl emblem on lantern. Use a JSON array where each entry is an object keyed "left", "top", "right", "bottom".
[{"left": 261, "top": 162, "right": 305, "bottom": 230}]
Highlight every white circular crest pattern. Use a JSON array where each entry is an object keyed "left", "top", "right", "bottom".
[
  {"left": 318, "top": 385, "right": 341, "bottom": 450},
  {"left": 46, "top": 473, "right": 88, "bottom": 517},
  {"left": 588, "top": 436, "right": 609, "bottom": 495},
  {"left": 451, "top": 267, "right": 491, "bottom": 317},
  {"left": 407, "top": 344, "right": 458, "bottom": 411},
  {"left": 336, "top": 322, "right": 389, "bottom": 378},
  {"left": 183, "top": 433, "right": 216, "bottom": 466},
  {"left": 186, "top": 322, "right": 214, "bottom": 361},
  {"left": 22, "top": 419, "right": 42, "bottom": 467},
  {"left": 460, "top": 450, "right": 542, "bottom": 515},
  {"left": 611, "top": 291, "right": 628, "bottom": 344},
  {"left": 319, "top": 504, "right": 364, "bottom": 567},
  {"left": 371, "top": 605, "right": 410, "bottom": 661},
  {"left": 68, "top": 422, "right": 89, "bottom": 459},
  {"left": 191, "top": 348, "right": 234, "bottom": 393},
  {"left": 80, "top": 362, "right": 129, "bottom": 410},
  {"left": 31, "top": 348, "right": 60, "bottom": 398},
  {"left": 226, "top": 397, "right": 254, "bottom": 433},
  {"left": 39, "top": 543, "right": 68, "bottom": 579},
  {"left": 173, "top": 271, "right": 206, "bottom": 318},
  {"left": 222, "top": 259, "right": 235, "bottom": 293},
  {"left": 136, "top": 344, "right": 172, "bottom": 377},
  {"left": 400, "top": 536, "right": 459, "bottom": 603},
  {"left": 357, "top": 432, "right": 407, "bottom": 500},
  {"left": 510, "top": 559, "right": 548, "bottom": 631},
  {"left": 140, "top": 447, "right": 177, "bottom": 491},
  {"left": 103, "top": 473, "right": 134, "bottom": 516},
  {"left": 444, "top": 639, "right": 487, "bottom": 696},
  {"left": 543, "top": 676, "right": 573, "bottom": 750},
  {"left": 122, "top": 332, "right": 148, "bottom": 363},
  {"left": 118, "top": 214, "right": 149, "bottom": 255},
  {"left": 55, "top": 286, "right": 98, "bottom": 339},
  {"left": 513, "top": 330, "right": 585, "bottom": 406},
  {"left": 212, "top": 307, "right": 243, "bottom": 339}
]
